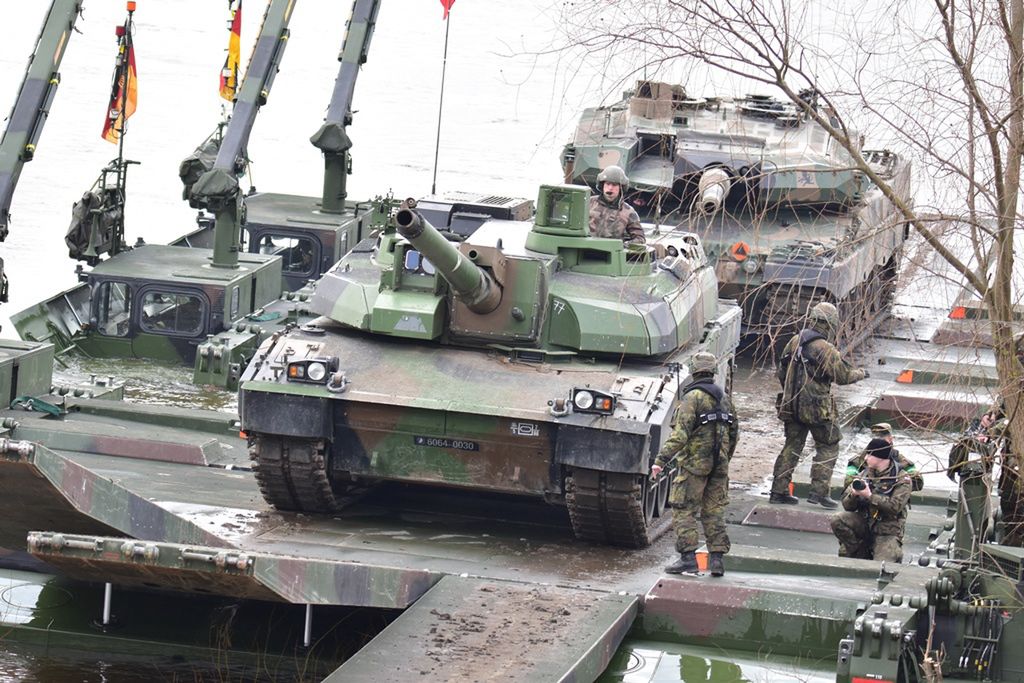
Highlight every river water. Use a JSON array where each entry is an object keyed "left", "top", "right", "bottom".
[{"left": 0, "top": 2, "right": 648, "bottom": 680}]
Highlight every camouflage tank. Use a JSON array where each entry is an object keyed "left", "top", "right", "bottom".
[
  {"left": 562, "top": 80, "right": 912, "bottom": 350},
  {"left": 239, "top": 183, "right": 742, "bottom": 547}
]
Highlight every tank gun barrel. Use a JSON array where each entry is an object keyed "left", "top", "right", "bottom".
[
  {"left": 191, "top": 0, "right": 295, "bottom": 268},
  {"left": 394, "top": 205, "right": 501, "bottom": 314},
  {"left": 697, "top": 167, "right": 732, "bottom": 215}
]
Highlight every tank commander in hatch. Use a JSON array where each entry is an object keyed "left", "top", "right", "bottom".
[
  {"left": 650, "top": 352, "right": 738, "bottom": 577},
  {"left": 588, "top": 165, "right": 646, "bottom": 246},
  {"left": 846, "top": 422, "right": 923, "bottom": 492},
  {"left": 831, "top": 437, "right": 912, "bottom": 563},
  {"left": 769, "top": 301, "right": 868, "bottom": 508}
]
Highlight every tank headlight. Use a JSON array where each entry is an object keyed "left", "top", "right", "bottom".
[
  {"left": 286, "top": 357, "right": 339, "bottom": 385},
  {"left": 306, "top": 362, "right": 327, "bottom": 382},
  {"left": 570, "top": 388, "right": 616, "bottom": 415},
  {"left": 743, "top": 257, "right": 760, "bottom": 274},
  {"left": 573, "top": 390, "right": 595, "bottom": 410}
]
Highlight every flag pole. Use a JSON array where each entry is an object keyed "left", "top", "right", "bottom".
[
  {"left": 116, "top": 3, "right": 135, "bottom": 194},
  {"left": 430, "top": 13, "right": 451, "bottom": 196}
]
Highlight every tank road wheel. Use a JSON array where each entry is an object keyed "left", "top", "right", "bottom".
[
  {"left": 565, "top": 468, "right": 673, "bottom": 548},
  {"left": 249, "top": 435, "right": 340, "bottom": 514}
]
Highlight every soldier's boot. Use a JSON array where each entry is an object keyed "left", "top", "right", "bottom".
[
  {"left": 708, "top": 552, "right": 725, "bottom": 577},
  {"left": 806, "top": 492, "right": 839, "bottom": 509},
  {"left": 769, "top": 492, "right": 799, "bottom": 505},
  {"left": 664, "top": 551, "right": 699, "bottom": 575}
]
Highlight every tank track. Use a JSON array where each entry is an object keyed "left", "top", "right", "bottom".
[
  {"left": 756, "top": 251, "right": 901, "bottom": 358},
  {"left": 249, "top": 435, "right": 365, "bottom": 514},
  {"left": 565, "top": 467, "right": 673, "bottom": 548}
]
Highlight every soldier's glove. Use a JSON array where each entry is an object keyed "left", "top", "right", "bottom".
[{"left": 650, "top": 464, "right": 663, "bottom": 481}]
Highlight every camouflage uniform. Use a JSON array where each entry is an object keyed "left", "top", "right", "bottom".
[
  {"left": 831, "top": 461, "right": 913, "bottom": 562},
  {"left": 654, "top": 380, "right": 739, "bottom": 554},
  {"left": 846, "top": 448, "right": 923, "bottom": 492},
  {"left": 588, "top": 195, "right": 645, "bottom": 245},
  {"left": 771, "top": 318, "right": 866, "bottom": 498}
]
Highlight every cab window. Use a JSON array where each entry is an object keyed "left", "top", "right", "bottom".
[
  {"left": 95, "top": 281, "right": 131, "bottom": 337},
  {"left": 139, "top": 290, "right": 205, "bottom": 336},
  {"left": 257, "top": 234, "right": 316, "bottom": 275}
]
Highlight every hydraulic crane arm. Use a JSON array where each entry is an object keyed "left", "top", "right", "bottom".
[
  {"left": 0, "top": 0, "right": 81, "bottom": 240},
  {"left": 191, "top": 0, "right": 296, "bottom": 268},
  {"left": 0, "top": 1, "right": 82, "bottom": 302},
  {"left": 310, "top": 0, "right": 381, "bottom": 213}
]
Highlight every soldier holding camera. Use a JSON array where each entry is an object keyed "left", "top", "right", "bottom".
[
  {"left": 830, "top": 437, "right": 913, "bottom": 562},
  {"left": 845, "top": 422, "right": 923, "bottom": 492}
]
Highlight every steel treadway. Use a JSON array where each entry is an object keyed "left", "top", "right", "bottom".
[{"left": 324, "top": 576, "right": 637, "bottom": 682}]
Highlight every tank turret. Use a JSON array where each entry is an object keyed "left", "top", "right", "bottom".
[{"left": 394, "top": 203, "right": 501, "bottom": 314}]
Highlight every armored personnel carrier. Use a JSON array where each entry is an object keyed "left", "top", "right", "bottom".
[
  {"left": 239, "top": 183, "right": 742, "bottom": 547},
  {"left": 562, "top": 80, "right": 912, "bottom": 349}
]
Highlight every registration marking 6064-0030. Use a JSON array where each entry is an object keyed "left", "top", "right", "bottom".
[{"left": 413, "top": 436, "right": 480, "bottom": 451}]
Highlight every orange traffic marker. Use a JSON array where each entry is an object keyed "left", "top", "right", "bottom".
[{"left": 696, "top": 550, "right": 709, "bottom": 571}]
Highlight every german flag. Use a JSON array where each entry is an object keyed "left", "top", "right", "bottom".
[
  {"left": 220, "top": 0, "right": 242, "bottom": 101},
  {"left": 101, "top": 7, "right": 138, "bottom": 144}
]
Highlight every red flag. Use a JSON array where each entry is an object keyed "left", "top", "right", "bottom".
[
  {"left": 220, "top": 0, "right": 242, "bottom": 100},
  {"left": 101, "top": 18, "right": 138, "bottom": 144},
  {"left": 441, "top": 0, "right": 455, "bottom": 19}
]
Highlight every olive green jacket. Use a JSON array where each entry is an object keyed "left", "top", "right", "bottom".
[
  {"left": 841, "top": 462, "right": 913, "bottom": 536},
  {"left": 846, "top": 448, "right": 923, "bottom": 492},
  {"left": 777, "top": 321, "right": 865, "bottom": 424}
]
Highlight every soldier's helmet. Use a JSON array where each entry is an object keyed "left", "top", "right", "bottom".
[
  {"left": 597, "top": 165, "right": 629, "bottom": 189},
  {"left": 690, "top": 352, "right": 718, "bottom": 376},
  {"left": 809, "top": 301, "right": 839, "bottom": 333}
]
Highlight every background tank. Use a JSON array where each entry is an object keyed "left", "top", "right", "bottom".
[
  {"left": 239, "top": 183, "right": 742, "bottom": 547},
  {"left": 562, "top": 80, "right": 912, "bottom": 351}
]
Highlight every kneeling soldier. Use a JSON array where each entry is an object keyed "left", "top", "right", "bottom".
[
  {"left": 831, "top": 438, "right": 912, "bottom": 562},
  {"left": 650, "top": 352, "right": 739, "bottom": 576}
]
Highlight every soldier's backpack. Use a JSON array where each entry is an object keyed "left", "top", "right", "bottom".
[{"left": 776, "top": 328, "right": 827, "bottom": 420}]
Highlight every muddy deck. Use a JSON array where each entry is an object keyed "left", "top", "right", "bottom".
[{"left": 2, "top": 422, "right": 956, "bottom": 680}]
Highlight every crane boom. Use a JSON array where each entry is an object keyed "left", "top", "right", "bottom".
[
  {"left": 190, "top": 0, "right": 297, "bottom": 269},
  {"left": 0, "top": 0, "right": 82, "bottom": 301},
  {"left": 310, "top": 0, "right": 381, "bottom": 213}
]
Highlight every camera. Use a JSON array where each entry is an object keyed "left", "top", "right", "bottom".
[{"left": 852, "top": 479, "right": 867, "bottom": 491}]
